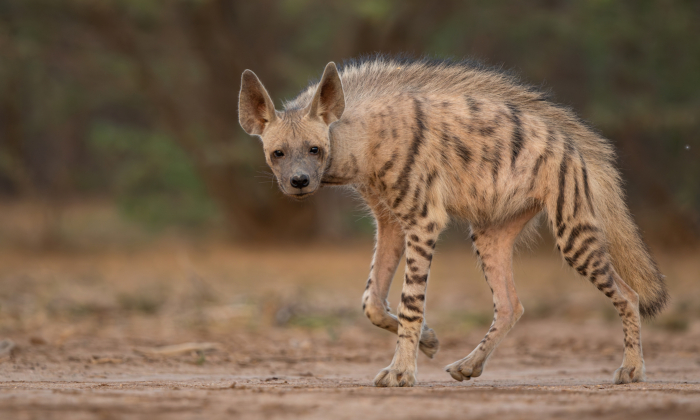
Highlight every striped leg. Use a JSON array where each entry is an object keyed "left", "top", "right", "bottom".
[
  {"left": 602, "top": 264, "right": 645, "bottom": 383},
  {"left": 445, "top": 210, "right": 536, "bottom": 381},
  {"left": 559, "top": 230, "right": 645, "bottom": 383},
  {"left": 612, "top": 278, "right": 645, "bottom": 383},
  {"left": 551, "top": 141, "right": 645, "bottom": 383},
  {"left": 361, "top": 204, "right": 439, "bottom": 357},
  {"left": 374, "top": 224, "right": 441, "bottom": 387}
]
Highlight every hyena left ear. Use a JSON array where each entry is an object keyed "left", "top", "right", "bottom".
[
  {"left": 239, "top": 69, "right": 277, "bottom": 136},
  {"left": 307, "top": 62, "right": 345, "bottom": 125}
]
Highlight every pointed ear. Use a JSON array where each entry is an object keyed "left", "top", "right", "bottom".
[
  {"left": 239, "top": 70, "right": 277, "bottom": 135},
  {"left": 307, "top": 62, "right": 345, "bottom": 125}
]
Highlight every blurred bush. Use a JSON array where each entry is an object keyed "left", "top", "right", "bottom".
[
  {"left": 87, "top": 121, "right": 218, "bottom": 229},
  {"left": 0, "top": 0, "right": 697, "bottom": 245}
]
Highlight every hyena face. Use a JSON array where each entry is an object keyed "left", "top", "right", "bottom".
[
  {"left": 239, "top": 62, "right": 345, "bottom": 198},
  {"left": 255, "top": 113, "right": 331, "bottom": 198}
]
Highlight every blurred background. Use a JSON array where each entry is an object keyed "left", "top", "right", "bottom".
[{"left": 0, "top": 1, "right": 699, "bottom": 353}]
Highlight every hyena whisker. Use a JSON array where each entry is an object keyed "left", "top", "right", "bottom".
[
  {"left": 239, "top": 54, "right": 667, "bottom": 388},
  {"left": 254, "top": 170, "right": 276, "bottom": 178},
  {"left": 255, "top": 170, "right": 278, "bottom": 188}
]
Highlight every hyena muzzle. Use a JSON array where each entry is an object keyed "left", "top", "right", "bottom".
[{"left": 238, "top": 55, "right": 668, "bottom": 387}]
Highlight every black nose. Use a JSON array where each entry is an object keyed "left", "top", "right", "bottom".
[{"left": 290, "top": 174, "right": 310, "bottom": 189}]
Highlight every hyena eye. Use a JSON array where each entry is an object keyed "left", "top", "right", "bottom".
[
  {"left": 273, "top": 150, "right": 284, "bottom": 158},
  {"left": 309, "top": 147, "right": 319, "bottom": 155}
]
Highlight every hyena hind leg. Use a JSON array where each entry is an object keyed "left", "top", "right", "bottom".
[
  {"left": 558, "top": 228, "right": 645, "bottom": 383},
  {"left": 446, "top": 209, "right": 538, "bottom": 382}
]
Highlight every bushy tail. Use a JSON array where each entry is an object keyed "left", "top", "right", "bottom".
[{"left": 583, "top": 146, "right": 669, "bottom": 318}]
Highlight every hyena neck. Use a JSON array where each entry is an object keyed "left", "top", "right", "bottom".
[{"left": 321, "top": 114, "right": 370, "bottom": 186}]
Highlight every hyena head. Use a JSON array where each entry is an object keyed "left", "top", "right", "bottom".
[{"left": 238, "top": 62, "right": 345, "bottom": 199}]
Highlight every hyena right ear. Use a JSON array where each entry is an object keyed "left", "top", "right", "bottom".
[
  {"left": 307, "top": 62, "right": 345, "bottom": 125},
  {"left": 239, "top": 70, "right": 277, "bottom": 136}
]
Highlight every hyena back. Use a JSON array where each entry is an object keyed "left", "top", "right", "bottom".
[{"left": 238, "top": 55, "right": 668, "bottom": 387}]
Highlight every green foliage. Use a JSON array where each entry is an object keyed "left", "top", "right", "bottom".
[
  {"left": 352, "top": 0, "right": 394, "bottom": 21},
  {"left": 87, "top": 121, "right": 218, "bottom": 229}
]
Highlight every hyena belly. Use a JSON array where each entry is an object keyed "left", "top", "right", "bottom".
[{"left": 439, "top": 97, "right": 554, "bottom": 225}]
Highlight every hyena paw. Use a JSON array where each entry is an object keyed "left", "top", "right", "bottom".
[
  {"left": 374, "top": 367, "right": 416, "bottom": 387},
  {"left": 419, "top": 327, "right": 440, "bottom": 358},
  {"left": 445, "top": 355, "right": 486, "bottom": 382},
  {"left": 613, "top": 365, "right": 645, "bottom": 384}
]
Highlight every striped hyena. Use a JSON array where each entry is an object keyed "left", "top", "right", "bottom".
[{"left": 238, "top": 56, "right": 668, "bottom": 387}]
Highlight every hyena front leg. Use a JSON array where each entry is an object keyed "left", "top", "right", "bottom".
[
  {"left": 446, "top": 209, "right": 538, "bottom": 382},
  {"left": 362, "top": 205, "right": 439, "bottom": 357},
  {"left": 374, "top": 222, "right": 443, "bottom": 387}
]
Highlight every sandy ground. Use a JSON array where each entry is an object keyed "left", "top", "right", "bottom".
[{"left": 1, "top": 242, "right": 699, "bottom": 419}]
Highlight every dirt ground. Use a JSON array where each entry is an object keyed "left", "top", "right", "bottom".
[{"left": 1, "top": 241, "right": 699, "bottom": 419}]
